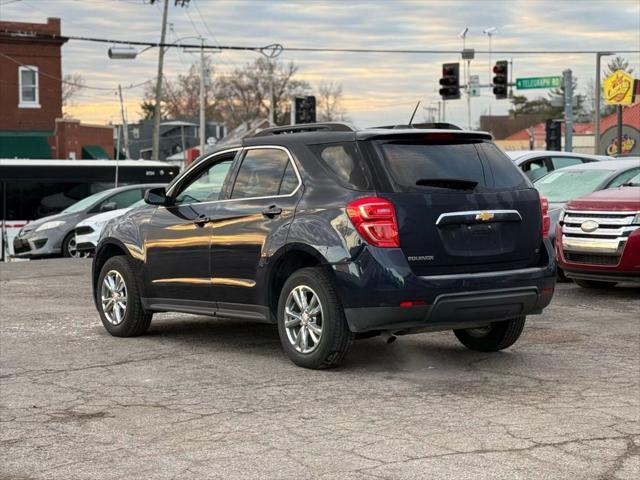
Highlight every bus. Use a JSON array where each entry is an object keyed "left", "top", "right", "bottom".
[{"left": 1, "top": 159, "right": 179, "bottom": 260}]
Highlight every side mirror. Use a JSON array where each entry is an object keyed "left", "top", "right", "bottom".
[
  {"left": 144, "top": 187, "right": 168, "bottom": 206},
  {"left": 100, "top": 202, "right": 117, "bottom": 212}
]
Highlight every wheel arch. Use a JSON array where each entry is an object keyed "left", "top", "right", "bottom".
[
  {"left": 265, "top": 244, "right": 333, "bottom": 322},
  {"left": 92, "top": 239, "right": 138, "bottom": 303}
]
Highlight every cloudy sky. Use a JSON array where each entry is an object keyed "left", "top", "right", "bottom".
[{"left": 1, "top": 0, "right": 639, "bottom": 128}]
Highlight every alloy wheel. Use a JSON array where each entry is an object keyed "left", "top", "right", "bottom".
[
  {"left": 101, "top": 270, "right": 128, "bottom": 325},
  {"left": 284, "top": 285, "right": 323, "bottom": 354}
]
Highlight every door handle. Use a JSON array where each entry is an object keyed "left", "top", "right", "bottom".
[
  {"left": 262, "top": 205, "right": 283, "bottom": 218},
  {"left": 193, "top": 214, "right": 210, "bottom": 227}
]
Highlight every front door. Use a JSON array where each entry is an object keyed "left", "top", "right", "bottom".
[
  {"left": 144, "top": 152, "right": 237, "bottom": 302},
  {"left": 210, "top": 146, "right": 302, "bottom": 305}
]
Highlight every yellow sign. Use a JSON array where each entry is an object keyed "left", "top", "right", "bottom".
[{"left": 603, "top": 69, "right": 635, "bottom": 106}]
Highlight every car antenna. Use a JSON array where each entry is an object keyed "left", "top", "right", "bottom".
[{"left": 408, "top": 101, "right": 421, "bottom": 126}]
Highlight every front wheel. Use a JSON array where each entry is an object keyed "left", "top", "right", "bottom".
[
  {"left": 454, "top": 317, "right": 526, "bottom": 352},
  {"left": 277, "top": 267, "right": 354, "bottom": 369},
  {"left": 97, "top": 256, "right": 152, "bottom": 337}
]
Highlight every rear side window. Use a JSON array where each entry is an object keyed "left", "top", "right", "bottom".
[
  {"left": 309, "top": 142, "right": 371, "bottom": 190},
  {"left": 231, "top": 148, "right": 298, "bottom": 199},
  {"left": 550, "top": 156, "right": 584, "bottom": 169}
]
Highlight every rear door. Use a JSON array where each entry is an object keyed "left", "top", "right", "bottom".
[
  {"left": 209, "top": 146, "right": 302, "bottom": 305},
  {"left": 372, "top": 137, "right": 542, "bottom": 275}
]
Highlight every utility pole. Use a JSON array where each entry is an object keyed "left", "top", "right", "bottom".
[
  {"left": 563, "top": 69, "right": 573, "bottom": 152},
  {"left": 199, "top": 37, "right": 206, "bottom": 156},
  {"left": 595, "top": 52, "right": 614, "bottom": 155},
  {"left": 151, "top": 0, "right": 169, "bottom": 161},
  {"left": 117, "top": 84, "right": 130, "bottom": 160}
]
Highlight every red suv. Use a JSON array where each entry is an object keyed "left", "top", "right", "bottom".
[{"left": 557, "top": 186, "right": 640, "bottom": 288}]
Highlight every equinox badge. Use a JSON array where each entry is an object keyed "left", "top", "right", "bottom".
[{"left": 476, "top": 211, "right": 495, "bottom": 222}]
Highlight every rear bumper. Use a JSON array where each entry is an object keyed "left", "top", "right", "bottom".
[
  {"left": 345, "top": 287, "right": 551, "bottom": 333},
  {"left": 334, "top": 240, "right": 556, "bottom": 333}
]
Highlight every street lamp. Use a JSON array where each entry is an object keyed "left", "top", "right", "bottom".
[
  {"left": 256, "top": 44, "right": 283, "bottom": 126},
  {"left": 108, "top": 35, "right": 207, "bottom": 160},
  {"left": 483, "top": 27, "right": 498, "bottom": 116},
  {"left": 595, "top": 51, "right": 615, "bottom": 154},
  {"left": 459, "top": 27, "right": 471, "bottom": 130}
]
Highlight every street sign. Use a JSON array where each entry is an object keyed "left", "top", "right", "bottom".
[{"left": 516, "top": 76, "right": 562, "bottom": 90}]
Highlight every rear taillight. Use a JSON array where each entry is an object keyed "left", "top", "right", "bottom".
[
  {"left": 540, "top": 195, "right": 550, "bottom": 239},
  {"left": 346, "top": 196, "right": 400, "bottom": 248}
]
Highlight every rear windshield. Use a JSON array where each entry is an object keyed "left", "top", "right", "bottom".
[{"left": 378, "top": 140, "right": 526, "bottom": 192}]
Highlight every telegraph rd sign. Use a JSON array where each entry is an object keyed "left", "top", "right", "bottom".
[{"left": 516, "top": 76, "right": 562, "bottom": 89}]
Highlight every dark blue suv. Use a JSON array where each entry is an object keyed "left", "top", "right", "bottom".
[{"left": 92, "top": 123, "right": 556, "bottom": 369}]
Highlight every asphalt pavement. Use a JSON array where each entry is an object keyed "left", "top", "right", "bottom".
[{"left": 1, "top": 259, "right": 638, "bottom": 480}]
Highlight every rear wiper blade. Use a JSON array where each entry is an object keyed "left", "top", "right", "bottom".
[{"left": 415, "top": 178, "right": 478, "bottom": 190}]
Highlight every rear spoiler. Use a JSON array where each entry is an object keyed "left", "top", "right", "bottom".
[{"left": 356, "top": 129, "right": 493, "bottom": 142}]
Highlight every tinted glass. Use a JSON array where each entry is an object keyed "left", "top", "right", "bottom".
[
  {"left": 522, "top": 159, "right": 549, "bottom": 181},
  {"left": 550, "top": 157, "right": 584, "bottom": 169},
  {"left": 478, "top": 143, "right": 528, "bottom": 188},
  {"left": 98, "top": 189, "right": 143, "bottom": 210},
  {"left": 607, "top": 168, "right": 640, "bottom": 187},
  {"left": 2, "top": 181, "right": 112, "bottom": 220},
  {"left": 380, "top": 141, "right": 486, "bottom": 191},
  {"left": 309, "top": 143, "right": 371, "bottom": 190},
  {"left": 279, "top": 161, "right": 299, "bottom": 195},
  {"left": 174, "top": 159, "right": 233, "bottom": 205},
  {"left": 231, "top": 149, "right": 291, "bottom": 199},
  {"left": 534, "top": 169, "right": 615, "bottom": 203}
]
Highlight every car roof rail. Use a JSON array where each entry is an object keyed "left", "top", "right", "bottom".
[
  {"left": 252, "top": 122, "right": 357, "bottom": 137},
  {"left": 371, "top": 122, "right": 463, "bottom": 130}
]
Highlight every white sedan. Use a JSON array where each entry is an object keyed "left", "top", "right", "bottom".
[
  {"left": 74, "top": 199, "right": 145, "bottom": 254},
  {"left": 506, "top": 150, "right": 614, "bottom": 182}
]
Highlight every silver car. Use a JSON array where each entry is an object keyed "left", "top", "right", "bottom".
[
  {"left": 13, "top": 184, "right": 164, "bottom": 259},
  {"left": 506, "top": 150, "right": 614, "bottom": 182}
]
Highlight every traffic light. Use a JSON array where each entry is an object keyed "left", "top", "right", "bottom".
[
  {"left": 546, "top": 119, "right": 562, "bottom": 151},
  {"left": 492, "top": 60, "right": 508, "bottom": 99},
  {"left": 293, "top": 96, "right": 316, "bottom": 124},
  {"left": 439, "top": 63, "right": 460, "bottom": 100}
]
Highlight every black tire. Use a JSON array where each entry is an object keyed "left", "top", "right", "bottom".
[
  {"left": 277, "top": 267, "right": 354, "bottom": 369},
  {"left": 62, "top": 232, "right": 79, "bottom": 258},
  {"left": 574, "top": 279, "right": 618, "bottom": 289},
  {"left": 96, "top": 256, "right": 152, "bottom": 337},
  {"left": 557, "top": 267, "right": 571, "bottom": 283},
  {"left": 454, "top": 316, "right": 526, "bottom": 352}
]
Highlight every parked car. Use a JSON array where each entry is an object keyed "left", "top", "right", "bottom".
[
  {"left": 92, "top": 123, "right": 556, "bottom": 369},
  {"left": 75, "top": 199, "right": 147, "bottom": 255},
  {"left": 556, "top": 183, "right": 640, "bottom": 288},
  {"left": 506, "top": 150, "right": 613, "bottom": 182},
  {"left": 533, "top": 159, "right": 640, "bottom": 242},
  {"left": 13, "top": 184, "right": 165, "bottom": 259}
]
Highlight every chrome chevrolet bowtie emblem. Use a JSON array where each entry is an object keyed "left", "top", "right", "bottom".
[
  {"left": 476, "top": 211, "right": 494, "bottom": 221},
  {"left": 581, "top": 220, "right": 599, "bottom": 233}
]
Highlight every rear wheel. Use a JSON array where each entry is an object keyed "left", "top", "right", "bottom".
[
  {"left": 454, "top": 317, "right": 526, "bottom": 352},
  {"left": 277, "top": 267, "right": 354, "bottom": 369},
  {"left": 574, "top": 279, "right": 618, "bottom": 289},
  {"left": 97, "top": 256, "right": 152, "bottom": 337}
]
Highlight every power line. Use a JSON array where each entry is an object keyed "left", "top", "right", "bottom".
[{"left": 3, "top": 30, "right": 637, "bottom": 56}]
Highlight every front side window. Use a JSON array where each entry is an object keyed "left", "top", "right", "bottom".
[
  {"left": 19, "top": 66, "right": 39, "bottom": 107},
  {"left": 231, "top": 148, "right": 297, "bottom": 199},
  {"left": 522, "top": 159, "right": 549, "bottom": 181},
  {"left": 174, "top": 159, "right": 234, "bottom": 205}
]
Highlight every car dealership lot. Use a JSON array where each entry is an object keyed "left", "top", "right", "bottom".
[{"left": 1, "top": 259, "right": 638, "bottom": 480}]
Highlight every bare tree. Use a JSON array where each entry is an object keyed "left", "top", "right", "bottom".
[
  {"left": 61, "top": 73, "right": 85, "bottom": 116},
  {"left": 214, "top": 57, "right": 310, "bottom": 129},
  {"left": 317, "top": 81, "right": 349, "bottom": 122}
]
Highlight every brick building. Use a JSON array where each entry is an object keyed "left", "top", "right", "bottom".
[{"left": 0, "top": 17, "right": 113, "bottom": 159}]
